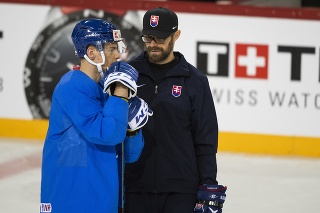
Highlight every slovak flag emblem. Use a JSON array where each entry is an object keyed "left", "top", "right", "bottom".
[
  {"left": 172, "top": 85, "right": 182, "bottom": 97},
  {"left": 150, "top": 15, "right": 159, "bottom": 27}
]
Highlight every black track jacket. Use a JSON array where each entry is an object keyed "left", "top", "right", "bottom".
[{"left": 125, "top": 51, "right": 218, "bottom": 194}]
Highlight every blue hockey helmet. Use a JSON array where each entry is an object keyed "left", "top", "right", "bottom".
[{"left": 71, "top": 19, "right": 124, "bottom": 58}]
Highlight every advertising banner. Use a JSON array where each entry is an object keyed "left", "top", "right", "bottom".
[
  {"left": 0, "top": 3, "right": 319, "bottom": 155},
  {"left": 175, "top": 13, "right": 320, "bottom": 137}
]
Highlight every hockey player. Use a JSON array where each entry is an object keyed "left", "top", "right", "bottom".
[
  {"left": 40, "top": 19, "right": 151, "bottom": 213},
  {"left": 124, "top": 7, "right": 227, "bottom": 213}
]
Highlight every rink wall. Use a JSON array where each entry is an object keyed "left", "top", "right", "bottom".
[
  {"left": 0, "top": 118, "right": 319, "bottom": 157},
  {"left": 0, "top": 0, "right": 320, "bottom": 157}
]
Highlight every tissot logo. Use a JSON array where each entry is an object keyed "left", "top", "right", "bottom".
[
  {"left": 197, "top": 41, "right": 320, "bottom": 110},
  {"left": 197, "top": 42, "right": 319, "bottom": 83}
]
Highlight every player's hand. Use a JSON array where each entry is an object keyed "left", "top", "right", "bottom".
[
  {"left": 194, "top": 184, "right": 227, "bottom": 213},
  {"left": 104, "top": 61, "right": 138, "bottom": 99},
  {"left": 127, "top": 96, "right": 153, "bottom": 131},
  {"left": 124, "top": 130, "right": 144, "bottom": 163}
]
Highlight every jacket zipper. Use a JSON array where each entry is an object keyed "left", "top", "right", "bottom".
[
  {"left": 154, "top": 84, "right": 158, "bottom": 193},
  {"left": 155, "top": 85, "right": 158, "bottom": 94}
]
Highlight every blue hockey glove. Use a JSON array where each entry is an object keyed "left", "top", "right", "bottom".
[
  {"left": 104, "top": 61, "right": 138, "bottom": 99},
  {"left": 128, "top": 96, "right": 153, "bottom": 131},
  {"left": 194, "top": 184, "right": 227, "bottom": 213}
]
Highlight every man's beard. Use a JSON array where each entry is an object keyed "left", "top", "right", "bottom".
[{"left": 145, "top": 38, "right": 174, "bottom": 64}]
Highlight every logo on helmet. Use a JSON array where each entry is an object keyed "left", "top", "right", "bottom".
[
  {"left": 86, "top": 32, "right": 100, "bottom": 38},
  {"left": 113, "top": 30, "right": 122, "bottom": 41}
]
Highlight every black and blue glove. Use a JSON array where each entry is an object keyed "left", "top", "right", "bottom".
[{"left": 194, "top": 184, "right": 227, "bottom": 213}]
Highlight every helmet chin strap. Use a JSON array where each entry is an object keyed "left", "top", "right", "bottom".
[{"left": 84, "top": 51, "right": 106, "bottom": 78}]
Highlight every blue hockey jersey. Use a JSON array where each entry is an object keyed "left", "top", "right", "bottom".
[{"left": 40, "top": 70, "right": 143, "bottom": 213}]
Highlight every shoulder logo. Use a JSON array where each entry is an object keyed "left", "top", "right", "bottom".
[{"left": 172, "top": 26, "right": 177, "bottom": 30}]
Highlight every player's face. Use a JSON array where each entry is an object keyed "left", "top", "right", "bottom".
[
  {"left": 144, "top": 33, "right": 175, "bottom": 64},
  {"left": 103, "top": 42, "right": 121, "bottom": 69}
]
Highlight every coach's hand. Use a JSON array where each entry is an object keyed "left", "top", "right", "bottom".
[{"left": 194, "top": 184, "right": 227, "bottom": 213}]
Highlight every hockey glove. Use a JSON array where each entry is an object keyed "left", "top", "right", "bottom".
[
  {"left": 104, "top": 61, "right": 138, "bottom": 99},
  {"left": 194, "top": 184, "right": 227, "bottom": 213},
  {"left": 128, "top": 96, "right": 153, "bottom": 131}
]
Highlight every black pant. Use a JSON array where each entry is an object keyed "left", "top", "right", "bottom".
[{"left": 124, "top": 192, "right": 196, "bottom": 213}]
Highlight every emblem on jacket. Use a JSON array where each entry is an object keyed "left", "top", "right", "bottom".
[{"left": 172, "top": 85, "right": 182, "bottom": 97}]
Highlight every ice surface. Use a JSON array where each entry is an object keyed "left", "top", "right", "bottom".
[{"left": 0, "top": 138, "right": 319, "bottom": 213}]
